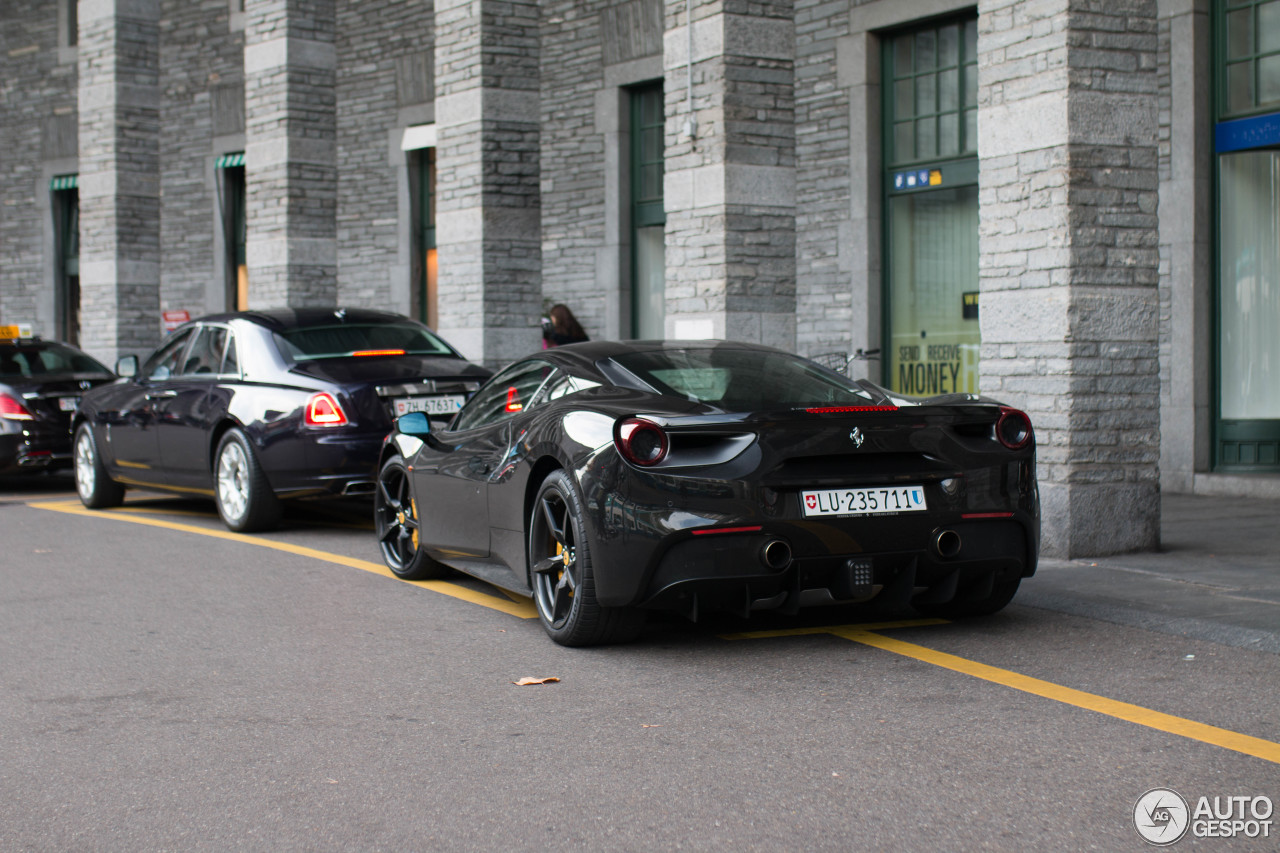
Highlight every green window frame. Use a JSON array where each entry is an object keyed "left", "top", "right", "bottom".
[
  {"left": 881, "top": 14, "right": 981, "bottom": 396},
  {"left": 216, "top": 154, "right": 247, "bottom": 311},
  {"left": 630, "top": 82, "right": 665, "bottom": 340},
  {"left": 50, "top": 176, "right": 80, "bottom": 345},
  {"left": 413, "top": 147, "right": 438, "bottom": 328},
  {"left": 1219, "top": 0, "right": 1280, "bottom": 118},
  {"left": 886, "top": 17, "right": 978, "bottom": 168},
  {"left": 1213, "top": 0, "right": 1280, "bottom": 470}
]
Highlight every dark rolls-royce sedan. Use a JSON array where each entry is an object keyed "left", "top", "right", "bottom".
[
  {"left": 374, "top": 340, "right": 1041, "bottom": 647},
  {"left": 72, "top": 308, "right": 490, "bottom": 531},
  {"left": 0, "top": 333, "right": 116, "bottom": 474}
]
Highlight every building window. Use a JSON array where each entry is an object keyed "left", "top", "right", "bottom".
[
  {"left": 216, "top": 153, "right": 248, "bottom": 311},
  {"left": 412, "top": 148, "right": 438, "bottom": 329},
  {"left": 1214, "top": 0, "right": 1280, "bottom": 469},
  {"left": 401, "top": 124, "right": 439, "bottom": 329},
  {"left": 630, "top": 82, "right": 665, "bottom": 339},
  {"left": 882, "top": 16, "right": 980, "bottom": 397},
  {"left": 50, "top": 175, "right": 80, "bottom": 345},
  {"left": 60, "top": 0, "right": 77, "bottom": 49}
]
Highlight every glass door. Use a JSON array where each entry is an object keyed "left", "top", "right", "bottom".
[{"left": 882, "top": 17, "right": 980, "bottom": 396}]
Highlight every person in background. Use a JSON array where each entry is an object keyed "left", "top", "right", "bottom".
[{"left": 541, "top": 303, "right": 589, "bottom": 348}]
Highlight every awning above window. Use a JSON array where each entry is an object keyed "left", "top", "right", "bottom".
[
  {"left": 49, "top": 174, "right": 78, "bottom": 191},
  {"left": 215, "top": 152, "right": 245, "bottom": 169},
  {"left": 401, "top": 124, "right": 437, "bottom": 151}
]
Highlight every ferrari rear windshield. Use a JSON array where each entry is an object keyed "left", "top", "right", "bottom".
[
  {"left": 0, "top": 343, "right": 112, "bottom": 379},
  {"left": 274, "top": 322, "right": 454, "bottom": 361},
  {"left": 611, "top": 348, "right": 876, "bottom": 410}
]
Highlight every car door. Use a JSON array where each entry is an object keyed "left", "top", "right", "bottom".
[
  {"left": 102, "top": 328, "right": 194, "bottom": 486},
  {"left": 155, "top": 324, "right": 237, "bottom": 490},
  {"left": 413, "top": 359, "right": 555, "bottom": 558}
]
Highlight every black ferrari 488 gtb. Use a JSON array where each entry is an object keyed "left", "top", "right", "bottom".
[{"left": 375, "top": 340, "right": 1040, "bottom": 646}]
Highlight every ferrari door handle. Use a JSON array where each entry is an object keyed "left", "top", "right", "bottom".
[
  {"left": 468, "top": 457, "right": 490, "bottom": 474},
  {"left": 144, "top": 390, "right": 178, "bottom": 401}
]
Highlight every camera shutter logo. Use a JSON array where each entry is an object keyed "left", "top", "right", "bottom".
[{"left": 1134, "top": 788, "right": 1190, "bottom": 845}]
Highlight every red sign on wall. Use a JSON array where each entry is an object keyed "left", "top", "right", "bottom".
[{"left": 162, "top": 310, "right": 190, "bottom": 333}]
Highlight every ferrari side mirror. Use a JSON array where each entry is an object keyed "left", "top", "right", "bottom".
[{"left": 397, "top": 411, "right": 431, "bottom": 436}]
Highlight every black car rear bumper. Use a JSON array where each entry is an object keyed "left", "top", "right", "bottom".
[
  {"left": 583, "top": 460, "right": 1039, "bottom": 614},
  {"left": 0, "top": 426, "right": 73, "bottom": 473},
  {"left": 632, "top": 519, "right": 1033, "bottom": 618}
]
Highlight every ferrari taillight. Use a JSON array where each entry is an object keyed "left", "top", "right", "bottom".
[
  {"left": 615, "top": 417, "right": 669, "bottom": 467},
  {"left": 996, "top": 406, "right": 1033, "bottom": 450},
  {"left": 305, "top": 392, "right": 348, "bottom": 427},
  {"left": 0, "top": 393, "right": 34, "bottom": 421}
]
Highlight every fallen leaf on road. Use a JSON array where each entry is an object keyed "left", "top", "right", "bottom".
[
  {"left": 512, "top": 676, "right": 560, "bottom": 686},
  {"left": 642, "top": 724, "right": 663, "bottom": 728}
]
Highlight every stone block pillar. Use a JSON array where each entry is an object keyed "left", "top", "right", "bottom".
[
  {"left": 662, "top": 0, "right": 796, "bottom": 348},
  {"left": 243, "top": 0, "right": 338, "bottom": 308},
  {"left": 433, "top": 0, "right": 542, "bottom": 366},
  {"left": 978, "top": 0, "right": 1161, "bottom": 557},
  {"left": 77, "top": 0, "right": 161, "bottom": 364}
]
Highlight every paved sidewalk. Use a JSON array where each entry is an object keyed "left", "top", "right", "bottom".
[{"left": 1020, "top": 493, "right": 1280, "bottom": 654}]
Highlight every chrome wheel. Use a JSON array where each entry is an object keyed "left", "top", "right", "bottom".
[
  {"left": 212, "top": 429, "right": 279, "bottom": 532},
  {"left": 216, "top": 439, "right": 250, "bottom": 522},
  {"left": 72, "top": 423, "right": 124, "bottom": 509},
  {"left": 74, "top": 429, "right": 96, "bottom": 501}
]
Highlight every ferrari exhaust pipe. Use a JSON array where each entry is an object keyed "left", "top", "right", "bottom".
[
  {"left": 760, "top": 539, "right": 793, "bottom": 570},
  {"left": 934, "top": 529, "right": 962, "bottom": 559}
]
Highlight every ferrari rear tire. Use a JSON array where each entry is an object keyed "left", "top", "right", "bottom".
[
  {"left": 529, "top": 470, "right": 645, "bottom": 647},
  {"left": 214, "top": 428, "right": 281, "bottom": 532},
  {"left": 917, "top": 576, "right": 1021, "bottom": 619},
  {"left": 375, "top": 454, "right": 449, "bottom": 580},
  {"left": 73, "top": 423, "right": 125, "bottom": 509}
]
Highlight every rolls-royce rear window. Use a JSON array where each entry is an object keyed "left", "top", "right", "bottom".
[{"left": 275, "top": 323, "right": 453, "bottom": 361}]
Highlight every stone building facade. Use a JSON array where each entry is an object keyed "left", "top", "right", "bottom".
[{"left": 1, "top": 0, "right": 1274, "bottom": 556}]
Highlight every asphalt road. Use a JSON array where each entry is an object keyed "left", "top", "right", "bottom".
[{"left": 2, "top": 474, "right": 1278, "bottom": 851}]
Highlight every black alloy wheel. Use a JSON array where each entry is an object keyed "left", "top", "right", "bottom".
[
  {"left": 528, "top": 470, "right": 644, "bottom": 647},
  {"left": 73, "top": 423, "right": 125, "bottom": 509},
  {"left": 375, "top": 454, "right": 448, "bottom": 580}
]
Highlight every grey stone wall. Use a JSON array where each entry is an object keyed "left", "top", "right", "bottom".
[
  {"left": 0, "top": 2, "right": 79, "bottom": 335},
  {"left": 1155, "top": 0, "right": 1212, "bottom": 494},
  {"left": 434, "top": 0, "right": 542, "bottom": 365},
  {"left": 334, "top": 0, "right": 434, "bottom": 311},
  {"left": 978, "top": 0, "right": 1161, "bottom": 557},
  {"left": 794, "top": 0, "right": 851, "bottom": 358},
  {"left": 662, "top": 0, "right": 797, "bottom": 346},
  {"left": 77, "top": 0, "right": 163, "bottom": 364},
  {"left": 538, "top": 0, "right": 609, "bottom": 339},
  {"left": 243, "top": 0, "right": 338, "bottom": 308},
  {"left": 159, "top": 0, "right": 245, "bottom": 319}
]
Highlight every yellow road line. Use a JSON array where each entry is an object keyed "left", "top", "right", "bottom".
[
  {"left": 28, "top": 499, "right": 537, "bottom": 619},
  {"left": 726, "top": 622, "right": 1280, "bottom": 766}
]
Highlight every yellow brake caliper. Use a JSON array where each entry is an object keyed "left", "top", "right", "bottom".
[{"left": 410, "top": 497, "right": 419, "bottom": 550}]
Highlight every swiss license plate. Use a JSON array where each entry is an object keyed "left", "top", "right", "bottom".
[
  {"left": 393, "top": 395, "right": 464, "bottom": 417},
  {"left": 58, "top": 396, "right": 80, "bottom": 412},
  {"left": 801, "top": 485, "right": 927, "bottom": 517}
]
